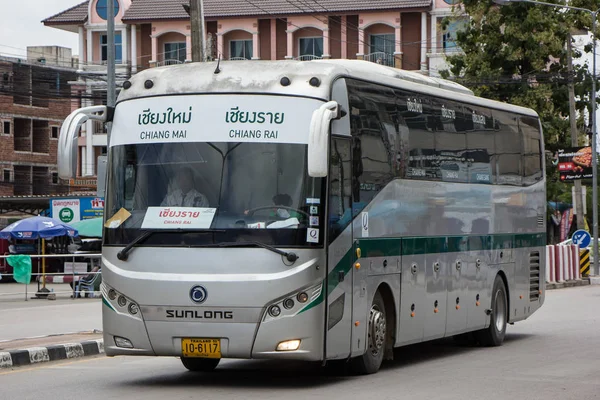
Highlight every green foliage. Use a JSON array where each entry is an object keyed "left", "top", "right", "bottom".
[{"left": 441, "top": 0, "right": 598, "bottom": 206}]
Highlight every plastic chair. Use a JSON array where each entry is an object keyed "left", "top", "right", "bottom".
[{"left": 75, "top": 267, "right": 102, "bottom": 298}]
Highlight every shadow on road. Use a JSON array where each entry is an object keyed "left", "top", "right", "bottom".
[{"left": 120, "top": 332, "right": 532, "bottom": 389}]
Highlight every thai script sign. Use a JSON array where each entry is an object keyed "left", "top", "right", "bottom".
[
  {"left": 110, "top": 95, "right": 324, "bottom": 147},
  {"left": 141, "top": 207, "right": 217, "bottom": 229}
]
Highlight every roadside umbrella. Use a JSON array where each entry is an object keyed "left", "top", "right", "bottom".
[
  {"left": 0, "top": 216, "right": 78, "bottom": 240},
  {"left": 0, "top": 216, "right": 78, "bottom": 293},
  {"left": 70, "top": 217, "right": 103, "bottom": 238}
]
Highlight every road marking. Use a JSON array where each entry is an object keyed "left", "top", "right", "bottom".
[{"left": 0, "top": 355, "right": 118, "bottom": 376}]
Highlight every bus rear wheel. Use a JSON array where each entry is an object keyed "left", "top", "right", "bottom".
[
  {"left": 475, "top": 275, "right": 507, "bottom": 346},
  {"left": 180, "top": 357, "right": 220, "bottom": 372},
  {"left": 350, "top": 291, "right": 387, "bottom": 375}
]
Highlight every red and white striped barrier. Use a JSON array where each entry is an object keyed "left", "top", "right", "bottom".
[{"left": 546, "top": 244, "right": 581, "bottom": 283}]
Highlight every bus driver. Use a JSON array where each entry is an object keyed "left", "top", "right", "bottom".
[{"left": 161, "top": 167, "right": 209, "bottom": 208}]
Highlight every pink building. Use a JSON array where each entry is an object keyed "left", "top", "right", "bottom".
[{"left": 43, "top": 0, "right": 467, "bottom": 177}]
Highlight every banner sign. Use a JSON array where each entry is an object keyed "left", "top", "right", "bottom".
[
  {"left": 558, "top": 146, "right": 594, "bottom": 181},
  {"left": 50, "top": 197, "right": 104, "bottom": 223}
]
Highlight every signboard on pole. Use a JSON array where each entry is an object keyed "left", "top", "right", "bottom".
[
  {"left": 50, "top": 197, "right": 104, "bottom": 223},
  {"left": 572, "top": 229, "right": 592, "bottom": 249},
  {"left": 558, "top": 146, "right": 594, "bottom": 181}
]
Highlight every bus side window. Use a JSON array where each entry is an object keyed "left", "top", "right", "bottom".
[
  {"left": 519, "top": 116, "right": 543, "bottom": 185},
  {"left": 494, "top": 111, "right": 522, "bottom": 186},
  {"left": 464, "top": 104, "right": 495, "bottom": 184},
  {"left": 328, "top": 138, "right": 352, "bottom": 243},
  {"left": 346, "top": 79, "right": 396, "bottom": 213}
]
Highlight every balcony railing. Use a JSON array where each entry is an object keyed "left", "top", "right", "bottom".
[
  {"left": 294, "top": 55, "right": 323, "bottom": 61},
  {"left": 156, "top": 59, "right": 184, "bottom": 67},
  {"left": 229, "top": 57, "right": 250, "bottom": 61},
  {"left": 365, "top": 52, "right": 395, "bottom": 67}
]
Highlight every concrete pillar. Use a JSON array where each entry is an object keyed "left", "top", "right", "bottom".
[
  {"left": 186, "top": 34, "right": 192, "bottom": 62},
  {"left": 341, "top": 16, "right": 347, "bottom": 59},
  {"left": 252, "top": 31, "right": 260, "bottom": 59},
  {"left": 420, "top": 12, "right": 427, "bottom": 71},
  {"left": 286, "top": 29, "right": 293, "bottom": 59},
  {"left": 217, "top": 34, "right": 224, "bottom": 59},
  {"left": 131, "top": 24, "right": 138, "bottom": 71},
  {"left": 394, "top": 16, "right": 403, "bottom": 69},
  {"left": 87, "top": 28, "right": 93, "bottom": 66},
  {"left": 271, "top": 19, "right": 277, "bottom": 60},
  {"left": 121, "top": 27, "right": 128, "bottom": 65},
  {"left": 357, "top": 28, "right": 365, "bottom": 59},
  {"left": 430, "top": 16, "right": 437, "bottom": 55},
  {"left": 78, "top": 27, "right": 85, "bottom": 70},
  {"left": 323, "top": 28, "right": 330, "bottom": 59},
  {"left": 150, "top": 35, "right": 158, "bottom": 65}
]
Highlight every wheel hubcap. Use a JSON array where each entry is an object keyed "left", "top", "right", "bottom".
[
  {"left": 494, "top": 289, "right": 506, "bottom": 332},
  {"left": 369, "top": 305, "right": 386, "bottom": 355}
]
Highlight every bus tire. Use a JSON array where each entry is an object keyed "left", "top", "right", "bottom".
[
  {"left": 476, "top": 275, "right": 507, "bottom": 347},
  {"left": 350, "top": 291, "right": 387, "bottom": 375},
  {"left": 180, "top": 357, "right": 220, "bottom": 372}
]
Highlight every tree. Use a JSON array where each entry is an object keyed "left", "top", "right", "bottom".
[{"left": 441, "top": 0, "right": 594, "bottom": 223}]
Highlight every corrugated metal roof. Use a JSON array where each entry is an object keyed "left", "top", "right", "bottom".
[
  {"left": 43, "top": 1, "right": 89, "bottom": 24},
  {"left": 122, "top": 0, "right": 431, "bottom": 21}
]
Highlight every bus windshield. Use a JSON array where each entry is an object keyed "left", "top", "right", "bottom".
[{"left": 103, "top": 141, "right": 325, "bottom": 248}]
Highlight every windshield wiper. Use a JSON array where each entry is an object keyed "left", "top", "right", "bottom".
[
  {"left": 116, "top": 229, "right": 225, "bottom": 261},
  {"left": 209, "top": 241, "right": 298, "bottom": 263}
]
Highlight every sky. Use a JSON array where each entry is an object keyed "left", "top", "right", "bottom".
[{"left": 0, "top": 0, "right": 82, "bottom": 59}]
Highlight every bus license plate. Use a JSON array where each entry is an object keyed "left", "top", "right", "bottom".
[{"left": 181, "top": 338, "right": 221, "bottom": 358}]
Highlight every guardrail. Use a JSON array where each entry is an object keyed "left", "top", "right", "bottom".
[
  {"left": 546, "top": 244, "right": 581, "bottom": 283},
  {"left": 0, "top": 253, "right": 101, "bottom": 301}
]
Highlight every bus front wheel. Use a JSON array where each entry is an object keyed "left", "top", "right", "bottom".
[
  {"left": 476, "top": 275, "right": 507, "bottom": 346},
  {"left": 350, "top": 291, "right": 387, "bottom": 375},
  {"left": 180, "top": 357, "right": 220, "bottom": 372}
]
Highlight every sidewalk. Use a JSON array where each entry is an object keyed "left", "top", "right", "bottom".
[
  {"left": 0, "top": 284, "right": 104, "bottom": 369},
  {"left": 0, "top": 332, "right": 103, "bottom": 369}
]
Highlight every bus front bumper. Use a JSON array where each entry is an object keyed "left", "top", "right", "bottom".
[{"left": 102, "top": 293, "right": 325, "bottom": 361}]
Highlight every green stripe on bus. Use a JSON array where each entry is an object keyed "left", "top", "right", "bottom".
[
  {"left": 102, "top": 295, "right": 116, "bottom": 312},
  {"left": 301, "top": 232, "right": 546, "bottom": 313}
]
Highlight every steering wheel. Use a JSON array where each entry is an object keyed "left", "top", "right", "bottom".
[{"left": 245, "top": 205, "right": 309, "bottom": 219}]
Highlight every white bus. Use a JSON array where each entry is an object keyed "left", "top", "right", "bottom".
[{"left": 58, "top": 59, "right": 546, "bottom": 374}]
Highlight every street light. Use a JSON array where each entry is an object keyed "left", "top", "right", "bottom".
[{"left": 494, "top": 0, "right": 599, "bottom": 275}]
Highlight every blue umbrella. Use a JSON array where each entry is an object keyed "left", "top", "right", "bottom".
[
  {"left": 0, "top": 216, "right": 78, "bottom": 240},
  {"left": 0, "top": 216, "right": 78, "bottom": 293}
]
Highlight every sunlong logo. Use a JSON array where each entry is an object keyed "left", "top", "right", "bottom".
[
  {"left": 190, "top": 285, "right": 208, "bottom": 304},
  {"left": 138, "top": 106, "right": 193, "bottom": 125},
  {"left": 225, "top": 106, "right": 285, "bottom": 124},
  {"left": 166, "top": 309, "right": 234, "bottom": 320}
]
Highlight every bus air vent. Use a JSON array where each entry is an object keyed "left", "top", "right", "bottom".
[{"left": 529, "top": 251, "right": 540, "bottom": 301}]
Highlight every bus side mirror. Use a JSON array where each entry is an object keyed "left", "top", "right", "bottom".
[
  {"left": 308, "top": 101, "right": 338, "bottom": 178},
  {"left": 58, "top": 106, "right": 109, "bottom": 179},
  {"left": 96, "top": 155, "right": 108, "bottom": 198}
]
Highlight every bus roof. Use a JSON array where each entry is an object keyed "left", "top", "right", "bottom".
[{"left": 118, "top": 59, "right": 539, "bottom": 118}]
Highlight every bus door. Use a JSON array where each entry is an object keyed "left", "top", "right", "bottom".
[{"left": 326, "top": 136, "right": 355, "bottom": 360}]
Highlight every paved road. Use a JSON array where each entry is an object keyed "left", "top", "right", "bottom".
[
  {"left": 0, "top": 298, "right": 101, "bottom": 341},
  {"left": 1, "top": 286, "right": 599, "bottom": 400}
]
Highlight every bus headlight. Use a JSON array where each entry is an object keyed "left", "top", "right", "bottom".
[
  {"left": 276, "top": 339, "right": 301, "bottom": 351},
  {"left": 263, "top": 283, "right": 323, "bottom": 323},
  {"left": 268, "top": 305, "right": 281, "bottom": 317},
  {"left": 128, "top": 303, "right": 139, "bottom": 315},
  {"left": 108, "top": 289, "right": 117, "bottom": 300},
  {"left": 296, "top": 292, "right": 309, "bottom": 303},
  {"left": 283, "top": 298, "right": 295, "bottom": 309}
]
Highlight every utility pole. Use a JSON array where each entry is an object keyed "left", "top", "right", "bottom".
[
  {"left": 567, "top": 32, "right": 585, "bottom": 231},
  {"left": 106, "top": 0, "right": 116, "bottom": 145},
  {"left": 190, "top": 0, "right": 206, "bottom": 62}
]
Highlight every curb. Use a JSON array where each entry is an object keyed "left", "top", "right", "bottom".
[
  {"left": 0, "top": 339, "right": 104, "bottom": 369},
  {"left": 546, "top": 278, "right": 590, "bottom": 290}
]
